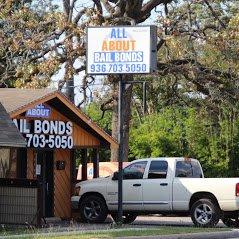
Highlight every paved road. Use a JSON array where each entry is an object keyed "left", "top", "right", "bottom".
[
  {"left": 133, "top": 215, "right": 201, "bottom": 227},
  {"left": 44, "top": 215, "right": 226, "bottom": 230},
  {"left": 47, "top": 215, "right": 199, "bottom": 229},
  {"left": 2, "top": 216, "right": 236, "bottom": 239},
  {"left": 132, "top": 215, "right": 225, "bottom": 227}
]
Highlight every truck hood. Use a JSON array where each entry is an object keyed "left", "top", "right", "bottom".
[{"left": 75, "top": 176, "right": 112, "bottom": 188}]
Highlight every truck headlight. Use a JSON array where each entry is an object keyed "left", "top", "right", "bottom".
[{"left": 74, "top": 186, "right": 81, "bottom": 196}]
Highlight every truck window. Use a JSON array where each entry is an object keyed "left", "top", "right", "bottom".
[
  {"left": 123, "top": 161, "right": 147, "bottom": 180},
  {"left": 191, "top": 161, "right": 203, "bottom": 178},
  {"left": 175, "top": 161, "right": 193, "bottom": 177},
  {"left": 148, "top": 161, "right": 168, "bottom": 179},
  {"left": 175, "top": 161, "right": 203, "bottom": 178}
]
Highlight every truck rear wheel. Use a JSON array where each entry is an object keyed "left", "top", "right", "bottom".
[
  {"left": 111, "top": 212, "right": 137, "bottom": 224},
  {"left": 222, "top": 216, "right": 239, "bottom": 228},
  {"left": 79, "top": 195, "right": 108, "bottom": 223},
  {"left": 191, "top": 198, "right": 220, "bottom": 227}
]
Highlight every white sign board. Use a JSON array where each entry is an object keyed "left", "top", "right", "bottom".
[
  {"left": 13, "top": 119, "right": 74, "bottom": 149},
  {"left": 87, "top": 26, "right": 157, "bottom": 75}
]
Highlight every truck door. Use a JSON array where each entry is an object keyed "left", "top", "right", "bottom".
[
  {"left": 107, "top": 161, "right": 147, "bottom": 211},
  {"left": 123, "top": 161, "right": 147, "bottom": 211},
  {"left": 142, "top": 160, "right": 171, "bottom": 211}
]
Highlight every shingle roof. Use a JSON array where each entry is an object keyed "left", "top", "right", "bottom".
[
  {"left": 0, "top": 102, "right": 26, "bottom": 147},
  {"left": 0, "top": 88, "right": 118, "bottom": 148},
  {"left": 0, "top": 88, "right": 54, "bottom": 113}
]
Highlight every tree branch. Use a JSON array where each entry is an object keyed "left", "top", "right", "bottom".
[
  {"left": 101, "top": 0, "right": 115, "bottom": 14},
  {"left": 93, "top": 0, "right": 103, "bottom": 14},
  {"left": 203, "top": 0, "right": 226, "bottom": 29},
  {"left": 141, "top": 0, "right": 173, "bottom": 17},
  {"left": 73, "top": 8, "right": 87, "bottom": 25},
  {"left": 157, "top": 39, "right": 165, "bottom": 50}
]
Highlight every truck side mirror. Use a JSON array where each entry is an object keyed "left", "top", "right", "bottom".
[{"left": 112, "top": 172, "right": 118, "bottom": 180}]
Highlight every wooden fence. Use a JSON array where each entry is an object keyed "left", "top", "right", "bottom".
[{"left": 0, "top": 178, "right": 42, "bottom": 226}]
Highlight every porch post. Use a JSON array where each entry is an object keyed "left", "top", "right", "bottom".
[
  {"left": 93, "top": 148, "right": 99, "bottom": 178},
  {"left": 81, "top": 149, "right": 88, "bottom": 181}
]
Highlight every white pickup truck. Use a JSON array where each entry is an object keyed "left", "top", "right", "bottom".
[{"left": 71, "top": 157, "right": 239, "bottom": 227}]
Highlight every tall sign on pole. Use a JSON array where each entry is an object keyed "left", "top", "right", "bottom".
[
  {"left": 87, "top": 26, "right": 157, "bottom": 75},
  {"left": 87, "top": 25, "right": 157, "bottom": 224}
]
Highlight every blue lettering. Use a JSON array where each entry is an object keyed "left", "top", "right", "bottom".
[
  {"left": 26, "top": 104, "right": 51, "bottom": 118},
  {"left": 94, "top": 51, "right": 143, "bottom": 63},
  {"left": 110, "top": 29, "right": 117, "bottom": 38},
  {"left": 122, "top": 28, "right": 127, "bottom": 38},
  {"left": 110, "top": 28, "right": 127, "bottom": 38},
  {"left": 94, "top": 52, "right": 114, "bottom": 63},
  {"left": 111, "top": 52, "right": 115, "bottom": 61}
]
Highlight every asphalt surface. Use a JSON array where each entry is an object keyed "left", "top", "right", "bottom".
[
  {"left": 42, "top": 215, "right": 205, "bottom": 231},
  {"left": 1, "top": 216, "right": 239, "bottom": 239},
  {"left": 133, "top": 215, "right": 207, "bottom": 227},
  {"left": 58, "top": 215, "right": 226, "bottom": 229}
]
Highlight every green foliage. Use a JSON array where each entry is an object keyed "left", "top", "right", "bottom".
[
  {"left": 129, "top": 0, "right": 239, "bottom": 177},
  {"left": 129, "top": 107, "right": 239, "bottom": 177},
  {"left": 83, "top": 102, "right": 112, "bottom": 162},
  {"left": 84, "top": 102, "right": 112, "bottom": 133}
]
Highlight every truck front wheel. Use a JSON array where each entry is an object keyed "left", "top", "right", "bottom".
[
  {"left": 79, "top": 195, "right": 108, "bottom": 223},
  {"left": 191, "top": 198, "right": 220, "bottom": 227}
]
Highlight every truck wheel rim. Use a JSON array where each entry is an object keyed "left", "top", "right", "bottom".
[
  {"left": 84, "top": 200, "right": 101, "bottom": 220},
  {"left": 194, "top": 203, "right": 213, "bottom": 225}
]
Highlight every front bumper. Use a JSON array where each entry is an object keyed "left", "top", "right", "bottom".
[{"left": 71, "top": 196, "right": 81, "bottom": 209}]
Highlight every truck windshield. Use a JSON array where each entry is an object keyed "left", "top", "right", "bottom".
[{"left": 175, "top": 161, "right": 203, "bottom": 178}]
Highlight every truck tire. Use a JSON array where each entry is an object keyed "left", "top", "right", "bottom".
[
  {"left": 191, "top": 198, "right": 220, "bottom": 227},
  {"left": 111, "top": 212, "right": 137, "bottom": 224},
  {"left": 222, "top": 216, "right": 239, "bottom": 228},
  {"left": 79, "top": 195, "right": 108, "bottom": 223}
]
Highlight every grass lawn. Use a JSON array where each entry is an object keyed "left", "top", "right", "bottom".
[{"left": 1, "top": 226, "right": 230, "bottom": 239}]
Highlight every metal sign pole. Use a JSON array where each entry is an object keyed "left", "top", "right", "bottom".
[
  {"left": 143, "top": 82, "right": 147, "bottom": 115},
  {"left": 86, "top": 25, "right": 157, "bottom": 225},
  {"left": 117, "top": 75, "right": 124, "bottom": 225}
]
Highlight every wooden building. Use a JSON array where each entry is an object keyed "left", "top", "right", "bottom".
[{"left": 0, "top": 89, "right": 118, "bottom": 219}]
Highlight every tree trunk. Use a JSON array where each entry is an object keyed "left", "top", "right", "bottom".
[
  {"left": 63, "top": 32, "right": 75, "bottom": 103},
  {"left": 111, "top": 75, "right": 133, "bottom": 162}
]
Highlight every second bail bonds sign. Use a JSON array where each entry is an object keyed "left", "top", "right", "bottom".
[
  {"left": 13, "top": 119, "right": 74, "bottom": 149},
  {"left": 87, "top": 26, "right": 157, "bottom": 75},
  {"left": 13, "top": 104, "right": 74, "bottom": 149}
]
